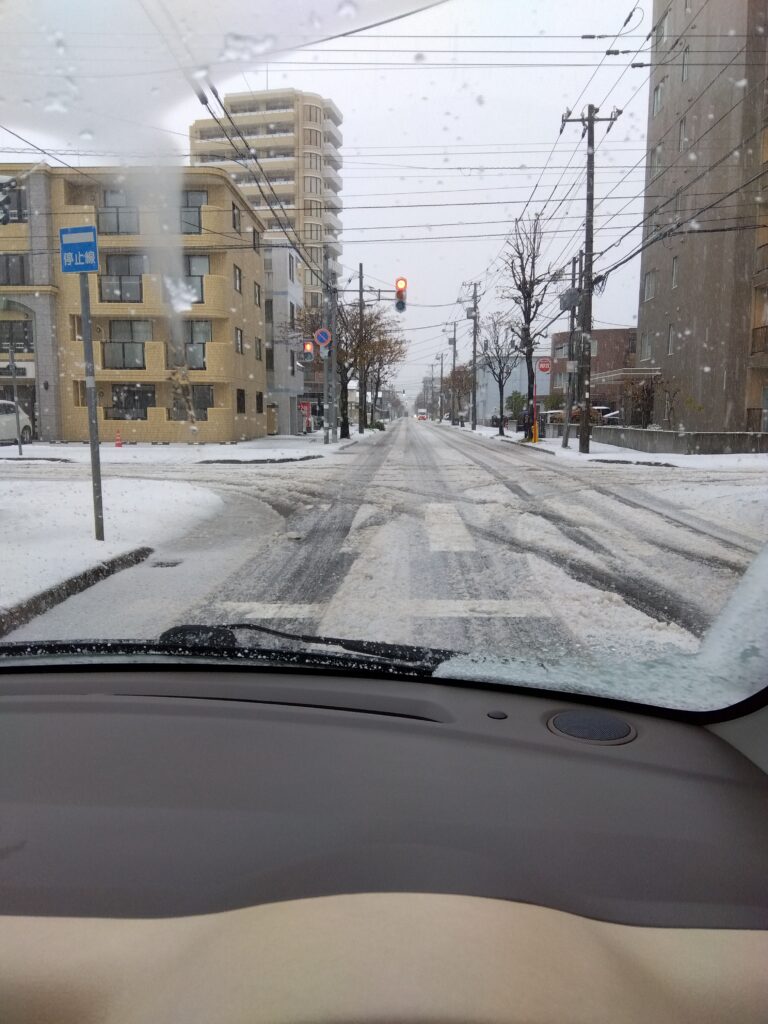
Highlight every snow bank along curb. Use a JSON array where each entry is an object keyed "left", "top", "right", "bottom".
[
  {"left": 0, "top": 547, "right": 153, "bottom": 638},
  {"left": 504, "top": 438, "right": 556, "bottom": 455}
]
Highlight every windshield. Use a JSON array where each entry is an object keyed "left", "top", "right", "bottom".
[{"left": 0, "top": 0, "right": 766, "bottom": 714}]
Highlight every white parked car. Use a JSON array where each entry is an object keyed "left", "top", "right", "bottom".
[{"left": 0, "top": 400, "right": 33, "bottom": 443}]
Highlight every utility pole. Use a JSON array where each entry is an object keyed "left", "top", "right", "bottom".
[
  {"left": 438, "top": 351, "right": 444, "bottom": 421},
  {"left": 561, "top": 253, "right": 579, "bottom": 449},
  {"left": 449, "top": 323, "right": 457, "bottom": 425},
  {"left": 358, "top": 261, "right": 365, "bottom": 434},
  {"left": 470, "top": 282, "right": 479, "bottom": 430},
  {"left": 322, "top": 247, "right": 330, "bottom": 445},
  {"left": 561, "top": 103, "right": 621, "bottom": 453},
  {"left": 329, "top": 271, "right": 338, "bottom": 443}
]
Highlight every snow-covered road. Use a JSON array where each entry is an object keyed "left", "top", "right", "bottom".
[{"left": 8, "top": 418, "right": 766, "bottom": 674}]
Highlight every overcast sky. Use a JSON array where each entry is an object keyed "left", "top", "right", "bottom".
[{"left": 3, "top": 0, "right": 650, "bottom": 398}]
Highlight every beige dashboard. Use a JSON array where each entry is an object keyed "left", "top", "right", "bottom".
[{"left": 3, "top": 892, "right": 767, "bottom": 1024}]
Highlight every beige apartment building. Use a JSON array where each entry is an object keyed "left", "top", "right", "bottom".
[
  {"left": 189, "top": 88, "right": 343, "bottom": 308},
  {"left": 0, "top": 164, "right": 268, "bottom": 443}
]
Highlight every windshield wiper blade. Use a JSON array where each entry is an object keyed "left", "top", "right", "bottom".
[{"left": 160, "top": 622, "right": 453, "bottom": 669}]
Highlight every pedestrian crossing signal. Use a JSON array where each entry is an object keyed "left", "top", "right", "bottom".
[{"left": 395, "top": 276, "right": 407, "bottom": 313}]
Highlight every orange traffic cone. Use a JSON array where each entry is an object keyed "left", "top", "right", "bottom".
[{"left": 115, "top": 430, "right": 123, "bottom": 448}]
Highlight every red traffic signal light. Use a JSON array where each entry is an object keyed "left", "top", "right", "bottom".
[
  {"left": 395, "top": 276, "right": 407, "bottom": 312},
  {"left": 302, "top": 340, "right": 314, "bottom": 355}
]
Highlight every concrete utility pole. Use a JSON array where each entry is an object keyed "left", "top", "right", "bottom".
[
  {"left": 358, "top": 262, "right": 365, "bottom": 433},
  {"left": 561, "top": 253, "right": 579, "bottom": 449},
  {"left": 438, "top": 351, "right": 445, "bottom": 420},
  {"left": 329, "top": 271, "right": 338, "bottom": 443},
  {"left": 322, "top": 247, "right": 330, "bottom": 445},
  {"left": 561, "top": 103, "right": 621, "bottom": 454},
  {"left": 470, "top": 282, "right": 479, "bottom": 430},
  {"left": 449, "top": 323, "right": 457, "bottom": 425}
]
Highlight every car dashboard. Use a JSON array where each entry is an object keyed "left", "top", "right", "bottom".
[{"left": 1, "top": 664, "right": 767, "bottom": 1023}]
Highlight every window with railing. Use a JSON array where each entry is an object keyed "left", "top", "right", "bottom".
[
  {"left": 0, "top": 320, "right": 33, "bottom": 354},
  {"left": 97, "top": 189, "right": 139, "bottom": 234},
  {"left": 105, "top": 383, "right": 156, "bottom": 420},
  {"left": 183, "top": 254, "right": 209, "bottom": 303},
  {"left": 180, "top": 190, "right": 207, "bottom": 233},
  {"left": 1, "top": 184, "right": 28, "bottom": 224},
  {"left": 168, "top": 383, "right": 214, "bottom": 421},
  {"left": 182, "top": 319, "right": 211, "bottom": 369},
  {"left": 0, "top": 251, "right": 28, "bottom": 285},
  {"left": 103, "top": 320, "right": 151, "bottom": 369},
  {"left": 99, "top": 254, "right": 146, "bottom": 302}
]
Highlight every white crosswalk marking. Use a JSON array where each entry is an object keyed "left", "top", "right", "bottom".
[{"left": 424, "top": 503, "right": 475, "bottom": 552}]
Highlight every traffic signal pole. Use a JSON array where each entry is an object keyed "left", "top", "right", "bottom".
[{"left": 471, "top": 282, "right": 479, "bottom": 430}]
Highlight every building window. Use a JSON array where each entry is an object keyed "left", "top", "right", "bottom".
[
  {"left": 180, "top": 253, "right": 208, "bottom": 303},
  {"left": 643, "top": 270, "right": 656, "bottom": 301},
  {"left": 671, "top": 255, "right": 679, "bottom": 289},
  {"left": 682, "top": 45, "right": 690, "bottom": 82},
  {"left": 103, "top": 320, "right": 152, "bottom": 369},
  {"left": 99, "top": 253, "right": 146, "bottom": 302},
  {"left": 180, "top": 190, "right": 207, "bottom": 233},
  {"left": 73, "top": 380, "right": 87, "bottom": 407},
  {"left": 289, "top": 301, "right": 295, "bottom": 329},
  {"left": 290, "top": 350, "right": 296, "bottom": 376},
  {"left": 265, "top": 298, "right": 273, "bottom": 323},
  {"left": 628, "top": 331, "right": 637, "bottom": 354},
  {"left": 0, "top": 320, "right": 33, "bottom": 354},
  {"left": 288, "top": 254, "right": 295, "bottom": 282},
  {"left": 655, "top": 8, "right": 669, "bottom": 49},
  {"left": 266, "top": 343, "right": 274, "bottom": 370},
  {"left": 678, "top": 116, "right": 687, "bottom": 152},
  {"left": 652, "top": 79, "right": 665, "bottom": 117},
  {"left": 0, "top": 184, "right": 27, "bottom": 224},
  {"left": 232, "top": 203, "right": 241, "bottom": 233},
  {"left": 304, "top": 104, "right": 322, "bottom": 124},
  {"left": 640, "top": 332, "right": 651, "bottom": 361},
  {"left": 304, "top": 129, "right": 321, "bottom": 148},
  {"left": 650, "top": 144, "right": 663, "bottom": 177},
  {"left": 0, "top": 251, "right": 28, "bottom": 284},
  {"left": 667, "top": 323, "right": 675, "bottom": 355},
  {"left": 254, "top": 281, "right": 261, "bottom": 306},
  {"left": 236, "top": 388, "right": 246, "bottom": 414},
  {"left": 252, "top": 227, "right": 260, "bottom": 251},
  {"left": 183, "top": 319, "right": 211, "bottom": 369},
  {"left": 255, "top": 337, "right": 262, "bottom": 360},
  {"left": 256, "top": 391, "right": 264, "bottom": 414},
  {"left": 304, "top": 175, "right": 321, "bottom": 195},
  {"left": 106, "top": 383, "right": 155, "bottom": 420},
  {"left": 98, "top": 189, "right": 139, "bottom": 235},
  {"left": 306, "top": 270, "right": 323, "bottom": 288},
  {"left": 304, "top": 199, "right": 322, "bottom": 217},
  {"left": 169, "top": 383, "right": 214, "bottom": 421},
  {"left": 235, "top": 326, "right": 243, "bottom": 354},
  {"left": 303, "top": 223, "right": 322, "bottom": 241},
  {"left": 233, "top": 263, "right": 242, "bottom": 293},
  {"left": 304, "top": 152, "right": 322, "bottom": 170},
  {"left": 309, "top": 291, "right": 321, "bottom": 308}
]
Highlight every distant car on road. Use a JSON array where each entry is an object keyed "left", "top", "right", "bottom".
[
  {"left": 0, "top": 400, "right": 32, "bottom": 444},
  {"left": 417, "top": 408, "right": 428, "bottom": 421}
]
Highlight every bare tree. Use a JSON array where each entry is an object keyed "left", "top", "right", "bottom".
[
  {"left": 444, "top": 361, "right": 473, "bottom": 417},
  {"left": 481, "top": 313, "right": 521, "bottom": 436},
  {"left": 346, "top": 305, "right": 405, "bottom": 432},
  {"left": 501, "top": 214, "right": 561, "bottom": 438}
]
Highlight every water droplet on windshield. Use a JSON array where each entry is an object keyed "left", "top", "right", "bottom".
[
  {"left": 220, "top": 32, "right": 276, "bottom": 61},
  {"left": 78, "top": 130, "right": 94, "bottom": 141},
  {"left": 336, "top": 0, "right": 357, "bottom": 17},
  {"left": 413, "top": 52, "right": 425, "bottom": 63},
  {"left": 475, "top": 95, "right": 485, "bottom": 105},
  {"left": 735, "top": 78, "right": 748, "bottom": 88},
  {"left": 43, "top": 93, "right": 68, "bottom": 114}
]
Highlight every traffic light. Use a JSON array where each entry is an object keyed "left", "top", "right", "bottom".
[
  {"left": 300, "top": 339, "right": 315, "bottom": 363},
  {"left": 395, "top": 276, "right": 407, "bottom": 312}
]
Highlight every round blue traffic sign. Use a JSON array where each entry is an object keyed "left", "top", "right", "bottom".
[{"left": 314, "top": 328, "right": 331, "bottom": 347}]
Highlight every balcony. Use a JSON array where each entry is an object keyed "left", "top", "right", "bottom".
[
  {"left": 751, "top": 325, "right": 768, "bottom": 355},
  {"left": 324, "top": 236, "right": 342, "bottom": 256},
  {"left": 323, "top": 142, "right": 342, "bottom": 168},
  {"left": 324, "top": 191, "right": 342, "bottom": 211},
  {"left": 323, "top": 209, "right": 342, "bottom": 232},
  {"left": 323, "top": 165, "right": 342, "bottom": 193},
  {"left": 323, "top": 119, "right": 343, "bottom": 147}
]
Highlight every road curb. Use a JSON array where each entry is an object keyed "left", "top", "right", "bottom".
[
  {"left": 0, "top": 546, "right": 153, "bottom": 638},
  {"left": 502, "top": 439, "right": 557, "bottom": 456}
]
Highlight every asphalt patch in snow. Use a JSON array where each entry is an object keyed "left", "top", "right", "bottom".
[
  {"left": 197, "top": 455, "right": 322, "bottom": 465},
  {"left": 592, "top": 459, "right": 678, "bottom": 468}
]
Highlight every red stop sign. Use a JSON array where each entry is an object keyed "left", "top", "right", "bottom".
[{"left": 537, "top": 357, "right": 552, "bottom": 373}]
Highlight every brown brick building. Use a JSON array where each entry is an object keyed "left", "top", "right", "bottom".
[{"left": 549, "top": 328, "right": 638, "bottom": 410}]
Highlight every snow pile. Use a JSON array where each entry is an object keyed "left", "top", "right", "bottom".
[
  {"left": 518, "top": 435, "right": 768, "bottom": 469},
  {"left": 0, "top": 479, "right": 222, "bottom": 611}
]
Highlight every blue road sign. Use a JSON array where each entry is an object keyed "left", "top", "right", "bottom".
[
  {"left": 314, "top": 327, "right": 331, "bottom": 347},
  {"left": 60, "top": 225, "right": 99, "bottom": 274}
]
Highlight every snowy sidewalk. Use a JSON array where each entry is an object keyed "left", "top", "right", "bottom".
[
  {"left": 1, "top": 478, "right": 223, "bottom": 615},
  {"left": 507, "top": 435, "right": 768, "bottom": 470},
  {"left": 0, "top": 430, "right": 368, "bottom": 467}
]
